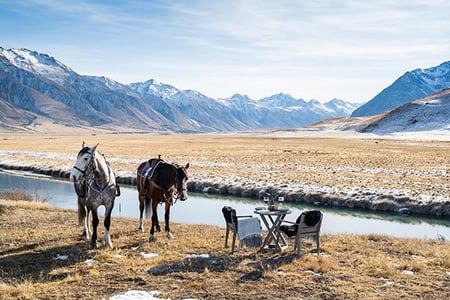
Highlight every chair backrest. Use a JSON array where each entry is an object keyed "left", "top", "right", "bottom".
[
  {"left": 222, "top": 206, "right": 237, "bottom": 225},
  {"left": 297, "top": 210, "right": 323, "bottom": 234}
]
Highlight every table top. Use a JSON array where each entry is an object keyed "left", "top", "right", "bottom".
[{"left": 254, "top": 207, "right": 292, "bottom": 215}]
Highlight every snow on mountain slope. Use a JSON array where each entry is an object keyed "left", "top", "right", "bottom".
[
  {"left": 128, "top": 79, "right": 179, "bottom": 99},
  {"left": 361, "top": 88, "right": 450, "bottom": 134},
  {"left": 0, "top": 47, "right": 71, "bottom": 85},
  {"left": 352, "top": 61, "right": 450, "bottom": 117}
]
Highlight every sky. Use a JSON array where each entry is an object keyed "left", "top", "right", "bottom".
[{"left": 1, "top": 0, "right": 449, "bottom": 103}]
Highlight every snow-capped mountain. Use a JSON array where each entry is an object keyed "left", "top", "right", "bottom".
[
  {"left": 0, "top": 47, "right": 359, "bottom": 132},
  {"left": 360, "top": 88, "right": 450, "bottom": 134},
  {"left": 352, "top": 61, "right": 450, "bottom": 117}
]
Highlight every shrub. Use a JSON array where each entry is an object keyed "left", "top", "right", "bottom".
[{"left": 0, "top": 188, "right": 48, "bottom": 203}]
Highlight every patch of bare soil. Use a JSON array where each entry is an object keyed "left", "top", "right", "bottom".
[{"left": 0, "top": 199, "right": 449, "bottom": 300}]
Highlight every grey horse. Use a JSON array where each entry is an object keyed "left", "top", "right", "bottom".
[{"left": 70, "top": 143, "right": 119, "bottom": 248}]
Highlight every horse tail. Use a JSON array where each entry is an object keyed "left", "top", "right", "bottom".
[{"left": 144, "top": 196, "right": 152, "bottom": 219}]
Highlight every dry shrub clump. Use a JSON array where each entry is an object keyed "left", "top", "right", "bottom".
[
  {"left": 0, "top": 188, "right": 48, "bottom": 203},
  {"left": 0, "top": 189, "right": 33, "bottom": 201}
]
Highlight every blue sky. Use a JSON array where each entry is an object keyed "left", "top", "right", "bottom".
[{"left": 1, "top": 0, "right": 449, "bottom": 103}]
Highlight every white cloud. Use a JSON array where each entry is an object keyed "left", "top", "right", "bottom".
[{"left": 1, "top": 0, "right": 449, "bottom": 102}]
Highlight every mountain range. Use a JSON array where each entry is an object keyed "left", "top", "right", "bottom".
[
  {"left": 306, "top": 87, "right": 450, "bottom": 135},
  {"left": 352, "top": 61, "right": 450, "bottom": 117},
  {"left": 0, "top": 47, "right": 359, "bottom": 133}
]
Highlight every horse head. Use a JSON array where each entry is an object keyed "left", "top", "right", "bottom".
[
  {"left": 70, "top": 142, "right": 99, "bottom": 182},
  {"left": 175, "top": 163, "right": 190, "bottom": 201}
]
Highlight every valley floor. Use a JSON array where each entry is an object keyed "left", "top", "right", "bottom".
[{"left": 0, "top": 132, "right": 449, "bottom": 216}]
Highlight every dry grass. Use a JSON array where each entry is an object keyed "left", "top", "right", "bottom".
[
  {"left": 0, "top": 133, "right": 449, "bottom": 298},
  {"left": 1, "top": 134, "right": 449, "bottom": 199},
  {"left": 0, "top": 199, "right": 448, "bottom": 300}
]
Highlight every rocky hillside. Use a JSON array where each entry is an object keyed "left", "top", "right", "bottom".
[
  {"left": 0, "top": 47, "right": 359, "bottom": 133},
  {"left": 352, "top": 61, "right": 450, "bottom": 117}
]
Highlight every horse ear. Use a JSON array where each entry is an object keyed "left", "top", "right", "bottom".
[
  {"left": 185, "top": 163, "right": 190, "bottom": 169},
  {"left": 82, "top": 141, "right": 87, "bottom": 148},
  {"left": 92, "top": 143, "right": 99, "bottom": 152}
]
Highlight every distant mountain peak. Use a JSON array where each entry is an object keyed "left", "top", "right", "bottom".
[
  {"left": 128, "top": 79, "right": 179, "bottom": 99},
  {"left": 352, "top": 60, "right": 450, "bottom": 117},
  {"left": 230, "top": 93, "right": 251, "bottom": 100}
]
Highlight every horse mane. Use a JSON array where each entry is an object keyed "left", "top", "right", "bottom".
[
  {"left": 156, "top": 162, "right": 178, "bottom": 187},
  {"left": 77, "top": 146, "right": 91, "bottom": 156}
]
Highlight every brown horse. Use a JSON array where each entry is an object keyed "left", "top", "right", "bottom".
[{"left": 136, "top": 157, "right": 189, "bottom": 242}]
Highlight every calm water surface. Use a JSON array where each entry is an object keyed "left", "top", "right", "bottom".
[{"left": 0, "top": 170, "right": 449, "bottom": 240}]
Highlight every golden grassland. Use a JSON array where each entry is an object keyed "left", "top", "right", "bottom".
[
  {"left": 1, "top": 133, "right": 449, "bottom": 198},
  {"left": 0, "top": 133, "right": 449, "bottom": 299},
  {"left": 0, "top": 198, "right": 449, "bottom": 300}
]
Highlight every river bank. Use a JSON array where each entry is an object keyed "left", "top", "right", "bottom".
[
  {"left": 0, "top": 161, "right": 448, "bottom": 218},
  {"left": 0, "top": 134, "right": 449, "bottom": 217}
]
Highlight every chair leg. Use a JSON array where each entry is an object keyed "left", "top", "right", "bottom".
[
  {"left": 316, "top": 235, "right": 320, "bottom": 255},
  {"left": 295, "top": 236, "right": 301, "bottom": 258},
  {"left": 224, "top": 228, "right": 230, "bottom": 248},
  {"left": 231, "top": 230, "right": 237, "bottom": 254}
]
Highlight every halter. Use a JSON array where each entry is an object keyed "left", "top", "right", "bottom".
[
  {"left": 74, "top": 149, "right": 114, "bottom": 199},
  {"left": 73, "top": 150, "right": 94, "bottom": 177},
  {"left": 172, "top": 166, "right": 188, "bottom": 203},
  {"left": 148, "top": 164, "right": 188, "bottom": 204}
]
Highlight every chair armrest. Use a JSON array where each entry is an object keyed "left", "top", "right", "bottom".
[{"left": 280, "top": 220, "right": 297, "bottom": 225}]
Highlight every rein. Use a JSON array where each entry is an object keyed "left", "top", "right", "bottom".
[{"left": 87, "top": 163, "right": 113, "bottom": 195}]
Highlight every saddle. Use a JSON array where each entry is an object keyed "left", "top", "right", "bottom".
[{"left": 138, "top": 157, "right": 164, "bottom": 192}]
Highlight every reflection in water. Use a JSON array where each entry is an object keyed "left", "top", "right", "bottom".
[{"left": 0, "top": 171, "right": 449, "bottom": 240}]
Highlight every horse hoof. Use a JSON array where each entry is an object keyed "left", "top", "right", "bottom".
[
  {"left": 106, "top": 242, "right": 113, "bottom": 249},
  {"left": 90, "top": 241, "right": 97, "bottom": 249},
  {"left": 137, "top": 226, "right": 144, "bottom": 233},
  {"left": 167, "top": 232, "right": 173, "bottom": 239},
  {"left": 149, "top": 235, "right": 156, "bottom": 242}
]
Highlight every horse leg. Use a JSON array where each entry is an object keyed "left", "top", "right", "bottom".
[
  {"left": 104, "top": 205, "right": 113, "bottom": 249},
  {"left": 78, "top": 197, "right": 90, "bottom": 240},
  {"left": 149, "top": 200, "right": 160, "bottom": 242},
  {"left": 165, "top": 201, "right": 173, "bottom": 239},
  {"left": 137, "top": 193, "right": 145, "bottom": 232},
  {"left": 84, "top": 206, "right": 91, "bottom": 239},
  {"left": 90, "top": 209, "right": 99, "bottom": 249}
]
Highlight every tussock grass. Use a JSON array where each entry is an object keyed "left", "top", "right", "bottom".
[
  {"left": 0, "top": 189, "right": 33, "bottom": 201},
  {"left": 0, "top": 199, "right": 448, "bottom": 300},
  {"left": 0, "top": 188, "right": 49, "bottom": 203}
]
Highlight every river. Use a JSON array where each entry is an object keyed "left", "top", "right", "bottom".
[{"left": 0, "top": 170, "right": 449, "bottom": 240}]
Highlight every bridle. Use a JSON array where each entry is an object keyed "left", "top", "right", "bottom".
[
  {"left": 73, "top": 149, "right": 113, "bottom": 196},
  {"left": 174, "top": 167, "right": 188, "bottom": 201},
  {"left": 150, "top": 164, "right": 188, "bottom": 204},
  {"left": 73, "top": 150, "right": 94, "bottom": 178}
]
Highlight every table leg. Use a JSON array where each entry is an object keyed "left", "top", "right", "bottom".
[{"left": 259, "top": 214, "right": 289, "bottom": 252}]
